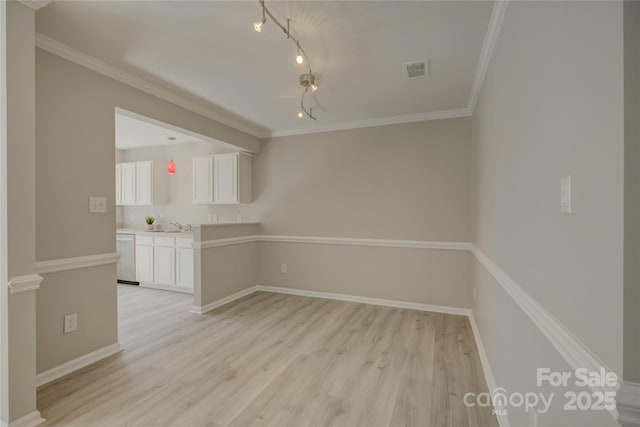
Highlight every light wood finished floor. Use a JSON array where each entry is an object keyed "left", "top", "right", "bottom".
[{"left": 38, "top": 285, "right": 498, "bottom": 427}]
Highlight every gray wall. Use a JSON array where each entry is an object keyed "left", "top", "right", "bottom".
[
  {"left": 35, "top": 47, "right": 258, "bottom": 374},
  {"left": 624, "top": 0, "right": 640, "bottom": 383},
  {"left": 5, "top": 2, "right": 39, "bottom": 422},
  {"left": 471, "top": 1, "right": 623, "bottom": 425},
  {"left": 253, "top": 119, "right": 472, "bottom": 306},
  {"left": 255, "top": 119, "right": 472, "bottom": 241}
]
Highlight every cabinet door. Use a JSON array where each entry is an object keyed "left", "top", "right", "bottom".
[
  {"left": 193, "top": 156, "right": 213, "bottom": 204},
  {"left": 115, "top": 164, "right": 122, "bottom": 206},
  {"left": 154, "top": 245, "right": 175, "bottom": 285},
  {"left": 121, "top": 163, "right": 137, "bottom": 205},
  {"left": 135, "top": 244, "right": 154, "bottom": 283},
  {"left": 176, "top": 247, "right": 194, "bottom": 288},
  {"left": 136, "top": 161, "right": 153, "bottom": 205},
  {"left": 214, "top": 153, "right": 238, "bottom": 204}
]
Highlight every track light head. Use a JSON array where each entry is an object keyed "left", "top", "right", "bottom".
[
  {"left": 253, "top": 19, "right": 265, "bottom": 32},
  {"left": 297, "top": 111, "right": 304, "bottom": 118},
  {"left": 296, "top": 54, "right": 304, "bottom": 64}
]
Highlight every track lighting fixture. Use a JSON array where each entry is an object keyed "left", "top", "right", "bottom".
[{"left": 252, "top": 0, "right": 320, "bottom": 120}]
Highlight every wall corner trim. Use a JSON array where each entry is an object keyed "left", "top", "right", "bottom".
[
  {"left": 190, "top": 286, "right": 258, "bottom": 314},
  {"left": 36, "top": 252, "right": 118, "bottom": 274},
  {"left": 467, "top": 0, "right": 509, "bottom": 113},
  {"left": 36, "top": 343, "right": 123, "bottom": 388},
  {"left": 3, "top": 410, "right": 45, "bottom": 427},
  {"left": 468, "top": 313, "right": 511, "bottom": 427},
  {"left": 8, "top": 274, "right": 43, "bottom": 295},
  {"left": 471, "top": 245, "right": 619, "bottom": 420},
  {"left": 618, "top": 382, "right": 640, "bottom": 427}
]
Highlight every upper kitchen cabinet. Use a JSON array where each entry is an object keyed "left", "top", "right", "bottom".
[
  {"left": 116, "top": 161, "right": 167, "bottom": 206},
  {"left": 192, "top": 152, "right": 252, "bottom": 205},
  {"left": 192, "top": 156, "right": 214, "bottom": 204},
  {"left": 214, "top": 152, "right": 252, "bottom": 205}
]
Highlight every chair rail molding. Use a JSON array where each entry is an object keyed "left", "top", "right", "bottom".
[
  {"left": 618, "top": 381, "right": 640, "bottom": 427},
  {"left": 8, "top": 274, "right": 43, "bottom": 295},
  {"left": 36, "top": 252, "right": 118, "bottom": 274}
]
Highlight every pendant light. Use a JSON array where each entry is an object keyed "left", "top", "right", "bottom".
[{"left": 167, "top": 137, "right": 176, "bottom": 175}]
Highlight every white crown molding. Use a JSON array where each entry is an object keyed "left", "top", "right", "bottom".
[
  {"left": 2, "top": 410, "right": 45, "bottom": 427},
  {"left": 8, "top": 274, "right": 43, "bottom": 295},
  {"left": 16, "top": 1, "right": 51, "bottom": 11},
  {"left": 257, "top": 285, "right": 471, "bottom": 316},
  {"left": 190, "top": 286, "right": 258, "bottom": 314},
  {"left": 34, "top": 33, "right": 269, "bottom": 139},
  {"left": 618, "top": 382, "right": 640, "bottom": 427},
  {"left": 468, "top": 313, "right": 510, "bottom": 427},
  {"left": 36, "top": 343, "right": 123, "bottom": 387},
  {"left": 269, "top": 108, "right": 472, "bottom": 138},
  {"left": 467, "top": 0, "right": 509, "bottom": 113},
  {"left": 36, "top": 252, "right": 118, "bottom": 274},
  {"left": 471, "top": 245, "right": 619, "bottom": 420},
  {"left": 194, "top": 234, "right": 472, "bottom": 251}
]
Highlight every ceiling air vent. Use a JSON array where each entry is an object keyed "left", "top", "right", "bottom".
[{"left": 404, "top": 60, "right": 430, "bottom": 78}]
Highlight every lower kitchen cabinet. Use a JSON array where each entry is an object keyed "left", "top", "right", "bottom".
[
  {"left": 135, "top": 235, "right": 193, "bottom": 293},
  {"left": 135, "top": 237, "right": 154, "bottom": 284}
]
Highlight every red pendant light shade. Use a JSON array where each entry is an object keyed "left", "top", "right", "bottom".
[
  {"left": 167, "top": 159, "right": 176, "bottom": 175},
  {"left": 167, "top": 136, "right": 176, "bottom": 174}
]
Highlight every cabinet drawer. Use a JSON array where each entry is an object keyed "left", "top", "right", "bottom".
[
  {"left": 136, "top": 236, "right": 153, "bottom": 246},
  {"left": 176, "top": 238, "right": 193, "bottom": 248},
  {"left": 154, "top": 236, "right": 175, "bottom": 247}
]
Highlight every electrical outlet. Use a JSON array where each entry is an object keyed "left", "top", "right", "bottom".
[
  {"left": 236, "top": 213, "right": 243, "bottom": 222},
  {"left": 89, "top": 197, "right": 107, "bottom": 214},
  {"left": 64, "top": 313, "right": 78, "bottom": 334},
  {"left": 212, "top": 214, "right": 218, "bottom": 223},
  {"left": 281, "top": 264, "right": 287, "bottom": 274},
  {"left": 207, "top": 213, "right": 212, "bottom": 223}
]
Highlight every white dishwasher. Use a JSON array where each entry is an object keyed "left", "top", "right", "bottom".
[{"left": 116, "top": 233, "right": 138, "bottom": 284}]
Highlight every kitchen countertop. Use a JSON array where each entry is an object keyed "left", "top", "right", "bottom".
[{"left": 116, "top": 228, "right": 194, "bottom": 238}]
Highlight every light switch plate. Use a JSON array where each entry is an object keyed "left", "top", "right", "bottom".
[
  {"left": 560, "top": 176, "right": 572, "bottom": 214},
  {"left": 64, "top": 313, "right": 78, "bottom": 334},
  {"left": 89, "top": 196, "right": 107, "bottom": 214}
]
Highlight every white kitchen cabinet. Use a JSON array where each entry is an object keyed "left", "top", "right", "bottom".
[
  {"left": 121, "top": 162, "right": 137, "bottom": 205},
  {"left": 116, "top": 161, "right": 166, "bottom": 206},
  {"left": 175, "top": 238, "right": 194, "bottom": 289},
  {"left": 115, "top": 164, "right": 122, "bottom": 205},
  {"left": 192, "top": 156, "right": 214, "bottom": 204},
  {"left": 213, "top": 152, "right": 251, "bottom": 204},
  {"left": 136, "top": 161, "right": 153, "bottom": 205},
  {"left": 135, "top": 236, "right": 154, "bottom": 284},
  {"left": 153, "top": 241, "right": 175, "bottom": 285},
  {"left": 134, "top": 235, "right": 193, "bottom": 292}
]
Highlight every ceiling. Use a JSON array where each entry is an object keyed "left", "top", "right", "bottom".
[
  {"left": 36, "top": 1, "right": 494, "bottom": 137},
  {"left": 116, "top": 112, "right": 203, "bottom": 150}
]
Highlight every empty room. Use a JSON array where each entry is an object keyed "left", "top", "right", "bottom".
[{"left": 1, "top": 1, "right": 639, "bottom": 427}]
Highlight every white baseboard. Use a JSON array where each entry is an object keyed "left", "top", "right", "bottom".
[
  {"left": 139, "top": 282, "right": 193, "bottom": 294},
  {"left": 1, "top": 410, "right": 45, "bottom": 427},
  {"left": 255, "top": 285, "right": 471, "bottom": 316},
  {"left": 468, "top": 313, "right": 510, "bottom": 427},
  {"left": 36, "top": 342, "right": 123, "bottom": 387},
  {"left": 190, "top": 286, "right": 258, "bottom": 314},
  {"left": 618, "top": 381, "right": 640, "bottom": 427}
]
